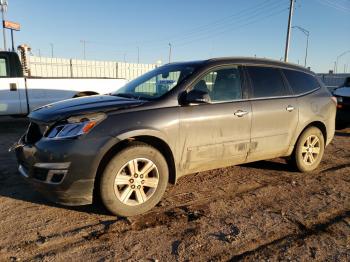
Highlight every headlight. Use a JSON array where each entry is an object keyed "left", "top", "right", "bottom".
[
  {"left": 336, "top": 96, "right": 343, "bottom": 103},
  {"left": 46, "top": 113, "right": 106, "bottom": 139}
]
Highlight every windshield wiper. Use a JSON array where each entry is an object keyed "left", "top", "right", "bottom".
[{"left": 113, "top": 93, "right": 143, "bottom": 100}]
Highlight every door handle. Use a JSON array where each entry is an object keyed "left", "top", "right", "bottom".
[
  {"left": 234, "top": 110, "right": 249, "bottom": 117},
  {"left": 286, "top": 105, "right": 295, "bottom": 112},
  {"left": 10, "top": 83, "right": 17, "bottom": 91}
]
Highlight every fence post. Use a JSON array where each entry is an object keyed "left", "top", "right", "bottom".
[
  {"left": 115, "top": 62, "right": 118, "bottom": 79},
  {"left": 70, "top": 59, "right": 73, "bottom": 78}
]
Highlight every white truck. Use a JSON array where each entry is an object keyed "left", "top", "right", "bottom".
[{"left": 0, "top": 51, "right": 127, "bottom": 116}]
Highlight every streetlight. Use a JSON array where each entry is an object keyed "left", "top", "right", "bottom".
[
  {"left": 292, "top": 25, "right": 309, "bottom": 67},
  {"left": 137, "top": 46, "right": 140, "bottom": 63},
  {"left": 0, "top": 0, "right": 8, "bottom": 51},
  {"left": 168, "top": 43, "right": 172, "bottom": 63},
  {"left": 123, "top": 52, "right": 126, "bottom": 63},
  {"left": 80, "top": 40, "right": 87, "bottom": 59},
  {"left": 336, "top": 50, "right": 350, "bottom": 73},
  {"left": 49, "top": 43, "right": 54, "bottom": 58}
]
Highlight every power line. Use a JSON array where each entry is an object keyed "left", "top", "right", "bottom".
[
  {"left": 79, "top": 0, "right": 288, "bottom": 51},
  {"left": 315, "top": 0, "right": 350, "bottom": 13},
  {"left": 131, "top": 2, "right": 289, "bottom": 52},
  {"left": 163, "top": 1, "right": 288, "bottom": 46},
  {"left": 70, "top": 1, "right": 291, "bottom": 61},
  {"left": 138, "top": 0, "right": 284, "bottom": 46},
  {"left": 171, "top": 6, "right": 289, "bottom": 48}
]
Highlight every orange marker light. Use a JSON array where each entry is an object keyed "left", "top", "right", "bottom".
[
  {"left": 337, "top": 104, "right": 343, "bottom": 109},
  {"left": 82, "top": 121, "right": 96, "bottom": 133}
]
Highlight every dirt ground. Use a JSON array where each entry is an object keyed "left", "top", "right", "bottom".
[{"left": 0, "top": 118, "right": 349, "bottom": 262}]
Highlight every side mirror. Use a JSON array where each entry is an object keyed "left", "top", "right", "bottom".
[{"left": 184, "top": 89, "right": 210, "bottom": 104}]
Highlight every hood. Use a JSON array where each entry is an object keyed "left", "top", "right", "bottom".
[
  {"left": 333, "top": 86, "right": 350, "bottom": 98},
  {"left": 29, "top": 95, "right": 145, "bottom": 123}
]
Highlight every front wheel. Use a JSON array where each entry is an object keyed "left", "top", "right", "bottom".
[
  {"left": 292, "top": 127, "right": 325, "bottom": 172},
  {"left": 100, "top": 143, "right": 169, "bottom": 217}
]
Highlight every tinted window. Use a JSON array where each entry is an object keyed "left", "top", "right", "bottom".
[
  {"left": 193, "top": 66, "right": 242, "bottom": 102},
  {"left": 283, "top": 69, "right": 319, "bottom": 94},
  {"left": 247, "top": 66, "right": 287, "bottom": 98},
  {"left": 0, "top": 58, "right": 7, "bottom": 77}
]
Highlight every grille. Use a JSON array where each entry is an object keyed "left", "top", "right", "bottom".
[
  {"left": 25, "top": 122, "right": 48, "bottom": 144},
  {"left": 33, "top": 167, "right": 48, "bottom": 181}
]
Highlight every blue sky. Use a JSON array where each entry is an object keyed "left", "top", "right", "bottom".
[{"left": 6, "top": 0, "right": 350, "bottom": 72}]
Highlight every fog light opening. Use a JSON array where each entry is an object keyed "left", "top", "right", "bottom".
[{"left": 47, "top": 170, "right": 67, "bottom": 184}]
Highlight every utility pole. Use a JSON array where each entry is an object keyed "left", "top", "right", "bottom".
[
  {"left": 336, "top": 50, "right": 350, "bottom": 73},
  {"left": 49, "top": 43, "right": 54, "bottom": 58},
  {"left": 0, "top": 0, "right": 8, "bottom": 51},
  {"left": 123, "top": 52, "right": 126, "bottom": 63},
  {"left": 284, "top": 0, "right": 295, "bottom": 62},
  {"left": 292, "top": 26, "right": 310, "bottom": 67},
  {"left": 168, "top": 43, "right": 172, "bottom": 63},
  {"left": 80, "top": 40, "right": 87, "bottom": 59},
  {"left": 37, "top": 49, "right": 41, "bottom": 57}
]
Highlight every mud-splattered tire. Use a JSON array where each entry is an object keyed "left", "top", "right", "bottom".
[
  {"left": 291, "top": 127, "right": 325, "bottom": 172},
  {"left": 100, "top": 143, "right": 168, "bottom": 217}
]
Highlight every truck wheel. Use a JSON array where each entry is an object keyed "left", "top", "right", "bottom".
[
  {"left": 292, "top": 127, "right": 325, "bottom": 172},
  {"left": 100, "top": 143, "right": 169, "bottom": 217}
]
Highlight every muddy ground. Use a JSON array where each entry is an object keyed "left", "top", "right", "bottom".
[{"left": 0, "top": 118, "right": 349, "bottom": 261}]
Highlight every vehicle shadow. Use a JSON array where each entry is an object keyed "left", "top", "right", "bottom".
[
  {"left": 0, "top": 173, "right": 113, "bottom": 216},
  {"left": 335, "top": 131, "right": 350, "bottom": 137},
  {"left": 241, "top": 159, "right": 298, "bottom": 173}
]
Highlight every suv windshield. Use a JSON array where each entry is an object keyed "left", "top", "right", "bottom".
[{"left": 112, "top": 63, "right": 199, "bottom": 100}]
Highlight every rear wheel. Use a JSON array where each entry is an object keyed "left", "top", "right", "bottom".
[
  {"left": 100, "top": 143, "right": 168, "bottom": 217},
  {"left": 292, "top": 127, "right": 325, "bottom": 172}
]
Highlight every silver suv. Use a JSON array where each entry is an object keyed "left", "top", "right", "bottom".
[{"left": 15, "top": 58, "right": 337, "bottom": 216}]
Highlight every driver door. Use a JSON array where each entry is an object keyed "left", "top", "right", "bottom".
[{"left": 179, "top": 65, "right": 252, "bottom": 174}]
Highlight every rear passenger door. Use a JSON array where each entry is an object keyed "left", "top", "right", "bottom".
[{"left": 245, "top": 66, "right": 298, "bottom": 161}]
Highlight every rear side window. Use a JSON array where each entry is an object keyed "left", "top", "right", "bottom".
[
  {"left": 247, "top": 66, "right": 287, "bottom": 98},
  {"left": 0, "top": 58, "right": 7, "bottom": 77},
  {"left": 283, "top": 69, "right": 319, "bottom": 95}
]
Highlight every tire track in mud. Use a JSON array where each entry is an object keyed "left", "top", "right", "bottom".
[
  {"left": 1, "top": 123, "right": 350, "bottom": 261},
  {"left": 2, "top": 219, "right": 119, "bottom": 260},
  {"left": 230, "top": 211, "right": 350, "bottom": 261},
  {"left": 8, "top": 163, "right": 350, "bottom": 261}
]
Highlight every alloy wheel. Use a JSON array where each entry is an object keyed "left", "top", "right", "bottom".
[
  {"left": 301, "top": 135, "right": 321, "bottom": 165},
  {"left": 114, "top": 158, "right": 159, "bottom": 206}
]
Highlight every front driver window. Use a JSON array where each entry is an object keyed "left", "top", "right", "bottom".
[{"left": 193, "top": 66, "right": 242, "bottom": 102}]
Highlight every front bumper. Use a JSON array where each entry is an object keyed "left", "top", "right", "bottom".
[{"left": 15, "top": 134, "right": 116, "bottom": 206}]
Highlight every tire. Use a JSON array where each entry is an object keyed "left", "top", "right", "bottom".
[
  {"left": 99, "top": 143, "right": 169, "bottom": 217},
  {"left": 291, "top": 127, "right": 325, "bottom": 172}
]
